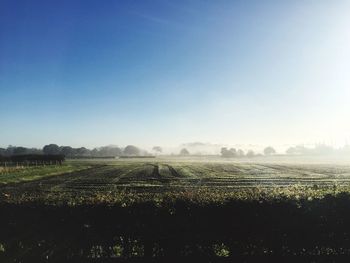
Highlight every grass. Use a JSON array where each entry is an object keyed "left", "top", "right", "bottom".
[
  {"left": 1, "top": 158, "right": 350, "bottom": 206},
  {"left": 2, "top": 158, "right": 350, "bottom": 260},
  {"left": 0, "top": 163, "right": 91, "bottom": 185}
]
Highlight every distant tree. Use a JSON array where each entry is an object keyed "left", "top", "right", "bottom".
[
  {"left": 221, "top": 147, "right": 229, "bottom": 157},
  {"left": 152, "top": 146, "right": 162, "bottom": 154},
  {"left": 246, "top": 150, "right": 255, "bottom": 158},
  {"left": 286, "top": 147, "right": 296, "bottom": 155},
  {"left": 110, "top": 147, "right": 122, "bottom": 156},
  {"left": 0, "top": 148, "right": 6, "bottom": 156},
  {"left": 264, "top": 146, "right": 276, "bottom": 156},
  {"left": 123, "top": 145, "right": 140, "bottom": 156},
  {"left": 285, "top": 145, "right": 309, "bottom": 155},
  {"left": 28, "top": 148, "right": 43, "bottom": 155},
  {"left": 220, "top": 147, "right": 237, "bottom": 158},
  {"left": 43, "top": 144, "right": 60, "bottom": 155},
  {"left": 91, "top": 148, "right": 99, "bottom": 157},
  {"left": 229, "top": 148, "right": 237, "bottom": 156},
  {"left": 6, "top": 145, "right": 16, "bottom": 156},
  {"left": 180, "top": 148, "right": 190, "bottom": 156},
  {"left": 76, "top": 147, "right": 90, "bottom": 156},
  {"left": 237, "top": 149, "right": 245, "bottom": 157},
  {"left": 12, "top": 147, "right": 28, "bottom": 155},
  {"left": 286, "top": 144, "right": 333, "bottom": 156},
  {"left": 98, "top": 146, "right": 122, "bottom": 156},
  {"left": 60, "top": 146, "right": 73, "bottom": 157}
]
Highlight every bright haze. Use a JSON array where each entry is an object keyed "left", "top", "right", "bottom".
[{"left": 1, "top": 0, "right": 349, "bottom": 149}]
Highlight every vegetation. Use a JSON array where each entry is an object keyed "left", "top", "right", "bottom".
[
  {"left": 152, "top": 146, "right": 162, "bottom": 154},
  {"left": 0, "top": 163, "right": 90, "bottom": 185},
  {"left": 286, "top": 144, "right": 350, "bottom": 155},
  {"left": 180, "top": 148, "right": 190, "bottom": 155},
  {"left": 123, "top": 145, "right": 141, "bottom": 156},
  {"left": 221, "top": 147, "right": 256, "bottom": 158},
  {"left": 264, "top": 146, "right": 276, "bottom": 155},
  {"left": 0, "top": 154, "right": 65, "bottom": 166},
  {"left": 1, "top": 159, "right": 350, "bottom": 205},
  {"left": 0, "top": 144, "right": 142, "bottom": 158},
  {"left": 2, "top": 159, "right": 350, "bottom": 261},
  {"left": 2, "top": 143, "right": 350, "bottom": 159}
]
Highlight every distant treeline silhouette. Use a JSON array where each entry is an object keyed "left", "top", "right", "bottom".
[
  {"left": 220, "top": 144, "right": 350, "bottom": 158},
  {"left": 0, "top": 144, "right": 149, "bottom": 158},
  {"left": 2, "top": 143, "right": 349, "bottom": 159},
  {"left": 0, "top": 154, "right": 65, "bottom": 166},
  {"left": 220, "top": 147, "right": 274, "bottom": 158},
  {"left": 286, "top": 144, "right": 350, "bottom": 156}
]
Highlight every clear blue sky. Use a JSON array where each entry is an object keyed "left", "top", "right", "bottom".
[{"left": 1, "top": 0, "right": 349, "bottom": 149}]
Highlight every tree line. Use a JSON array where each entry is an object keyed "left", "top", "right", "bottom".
[
  {"left": 0, "top": 144, "right": 193, "bottom": 158},
  {"left": 0, "top": 154, "right": 65, "bottom": 166},
  {"left": 0, "top": 144, "right": 147, "bottom": 158},
  {"left": 2, "top": 143, "right": 348, "bottom": 159},
  {"left": 220, "top": 144, "right": 350, "bottom": 158},
  {"left": 220, "top": 146, "right": 276, "bottom": 158},
  {"left": 286, "top": 144, "right": 350, "bottom": 156}
]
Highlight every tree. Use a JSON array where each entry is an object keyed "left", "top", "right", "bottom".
[
  {"left": 0, "top": 148, "right": 6, "bottom": 156},
  {"left": 286, "top": 145, "right": 307, "bottom": 155},
  {"left": 152, "top": 146, "right": 162, "bottom": 154},
  {"left": 264, "top": 146, "right": 276, "bottom": 156},
  {"left": 123, "top": 145, "right": 140, "bottom": 156},
  {"left": 12, "top": 147, "right": 28, "bottom": 155},
  {"left": 229, "top": 148, "right": 237, "bottom": 156},
  {"left": 246, "top": 150, "right": 255, "bottom": 158},
  {"left": 286, "top": 147, "right": 296, "bottom": 155},
  {"left": 76, "top": 147, "right": 90, "bottom": 156},
  {"left": 6, "top": 145, "right": 16, "bottom": 155},
  {"left": 237, "top": 149, "right": 245, "bottom": 157},
  {"left": 60, "top": 146, "right": 73, "bottom": 157},
  {"left": 220, "top": 147, "right": 237, "bottom": 158},
  {"left": 91, "top": 148, "right": 99, "bottom": 157},
  {"left": 43, "top": 144, "right": 60, "bottom": 155},
  {"left": 109, "top": 146, "right": 122, "bottom": 156},
  {"left": 221, "top": 147, "right": 229, "bottom": 157},
  {"left": 180, "top": 148, "right": 190, "bottom": 156},
  {"left": 152, "top": 146, "right": 162, "bottom": 156},
  {"left": 98, "top": 146, "right": 122, "bottom": 156}
]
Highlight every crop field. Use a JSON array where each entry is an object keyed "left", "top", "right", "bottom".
[
  {"left": 0, "top": 163, "right": 91, "bottom": 185},
  {"left": 1, "top": 158, "right": 350, "bottom": 205},
  {"left": 2, "top": 158, "right": 350, "bottom": 262}
]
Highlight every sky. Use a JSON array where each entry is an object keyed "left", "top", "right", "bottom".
[{"left": 1, "top": 0, "right": 350, "bottom": 150}]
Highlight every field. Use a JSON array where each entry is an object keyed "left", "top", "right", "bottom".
[
  {"left": 1, "top": 157, "right": 350, "bottom": 262},
  {"left": 0, "top": 163, "right": 90, "bottom": 185},
  {"left": 1, "top": 157, "right": 350, "bottom": 205}
]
